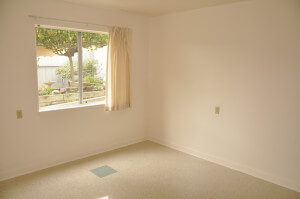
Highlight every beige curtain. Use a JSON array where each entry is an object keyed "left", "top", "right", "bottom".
[{"left": 105, "top": 26, "right": 132, "bottom": 111}]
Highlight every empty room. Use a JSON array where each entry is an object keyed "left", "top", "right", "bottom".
[{"left": 0, "top": 0, "right": 299, "bottom": 198}]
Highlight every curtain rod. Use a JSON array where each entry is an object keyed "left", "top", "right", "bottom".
[{"left": 28, "top": 15, "right": 109, "bottom": 28}]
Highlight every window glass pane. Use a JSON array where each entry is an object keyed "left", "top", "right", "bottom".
[
  {"left": 82, "top": 32, "right": 107, "bottom": 105},
  {"left": 36, "top": 27, "right": 108, "bottom": 111},
  {"left": 36, "top": 27, "right": 79, "bottom": 111}
]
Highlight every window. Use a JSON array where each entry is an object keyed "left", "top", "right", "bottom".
[{"left": 35, "top": 26, "right": 108, "bottom": 111}]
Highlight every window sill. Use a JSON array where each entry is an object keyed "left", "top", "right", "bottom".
[{"left": 39, "top": 100, "right": 105, "bottom": 112}]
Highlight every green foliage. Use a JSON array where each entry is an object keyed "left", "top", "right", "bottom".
[
  {"left": 35, "top": 27, "right": 108, "bottom": 57},
  {"left": 95, "top": 86, "right": 103, "bottom": 91},
  {"left": 37, "top": 57, "right": 40, "bottom": 66},
  {"left": 56, "top": 59, "right": 100, "bottom": 80},
  {"left": 56, "top": 64, "right": 74, "bottom": 79},
  {"left": 83, "top": 59, "right": 97, "bottom": 77},
  {"left": 83, "top": 74, "right": 103, "bottom": 84},
  {"left": 39, "top": 84, "right": 52, "bottom": 96}
]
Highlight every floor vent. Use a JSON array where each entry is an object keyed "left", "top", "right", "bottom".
[{"left": 90, "top": 165, "right": 117, "bottom": 178}]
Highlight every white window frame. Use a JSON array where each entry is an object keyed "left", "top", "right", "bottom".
[{"left": 34, "top": 23, "right": 109, "bottom": 112}]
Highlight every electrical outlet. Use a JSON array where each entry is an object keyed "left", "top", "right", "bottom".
[
  {"left": 16, "top": 110, "right": 23, "bottom": 119},
  {"left": 215, "top": 106, "right": 220, "bottom": 115}
]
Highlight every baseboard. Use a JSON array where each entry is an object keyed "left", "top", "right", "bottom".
[
  {"left": 148, "top": 137, "right": 300, "bottom": 193},
  {"left": 0, "top": 137, "right": 146, "bottom": 182}
]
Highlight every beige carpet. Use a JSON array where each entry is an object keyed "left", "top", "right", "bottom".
[{"left": 0, "top": 141, "right": 299, "bottom": 199}]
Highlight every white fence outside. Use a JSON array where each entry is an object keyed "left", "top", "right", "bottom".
[{"left": 37, "top": 66, "right": 69, "bottom": 89}]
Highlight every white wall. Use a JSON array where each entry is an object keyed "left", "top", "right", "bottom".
[
  {"left": 0, "top": 0, "right": 148, "bottom": 180},
  {"left": 147, "top": 0, "right": 300, "bottom": 192}
]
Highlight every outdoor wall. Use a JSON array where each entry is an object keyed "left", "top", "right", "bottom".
[
  {"left": 0, "top": 0, "right": 148, "bottom": 180},
  {"left": 147, "top": 0, "right": 300, "bottom": 192}
]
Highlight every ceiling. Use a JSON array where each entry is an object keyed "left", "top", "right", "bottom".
[{"left": 59, "top": 0, "right": 248, "bottom": 17}]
